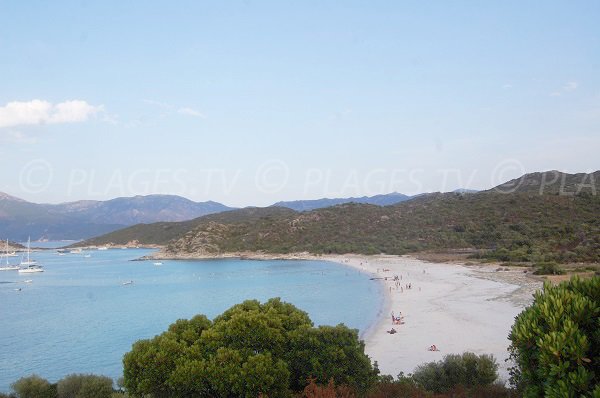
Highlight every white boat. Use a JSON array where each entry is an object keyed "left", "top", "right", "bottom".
[
  {"left": 19, "top": 265, "right": 44, "bottom": 273},
  {"left": 0, "top": 239, "right": 20, "bottom": 271},
  {"left": 18, "top": 237, "right": 43, "bottom": 273},
  {"left": 83, "top": 254, "right": 91, "bottom": 258},
  {"left": 122, "top": 280, "right": 133, "bottom": 285},
  {"left": 153, "top": 262, "right": 163, "bottom": 266},
  {"left": 97, "top": 246, "right": 108, "bottom": 251},
  {"left": 24, "top": 279, "right": 33, "bottom": 283},
  {"left": 70, "top": 248, "right": 82, "bottom": 254}
]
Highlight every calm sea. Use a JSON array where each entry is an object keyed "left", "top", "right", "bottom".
[{"left": 0, "top": 248, "right": 382, "bottom": 392}]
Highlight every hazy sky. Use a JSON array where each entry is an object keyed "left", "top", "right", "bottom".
[{"left": 1, "top": 1, "right": 599, "bottom": 207}]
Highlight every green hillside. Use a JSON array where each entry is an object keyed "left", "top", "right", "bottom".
[
  {"left": 162, "top": 192, "right": 599, "bottom": 263},
  {"left": 77, "top": 206, "right": 297, "bottom": 246},
  {"left": 80, "top": 171, "right": 600, "bottom": 264}
]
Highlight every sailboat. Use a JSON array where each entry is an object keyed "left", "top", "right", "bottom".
[
  {"left": 0, "top": 239, "right": 19, "bottom": 271},
  {"left": 18, "top": 237, "right": 43, "bottom": 273}
]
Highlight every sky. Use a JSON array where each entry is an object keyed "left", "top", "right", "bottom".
[{"left": 1, "top": 1, "right": 599, "bottom": 207}]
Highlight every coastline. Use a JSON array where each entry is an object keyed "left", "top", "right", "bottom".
[
  {"left": 321, "top": 254, "right": 542, "bottom": 381},
  {"left": 141, "top": 249, "right": 542, "bottom": 380}
]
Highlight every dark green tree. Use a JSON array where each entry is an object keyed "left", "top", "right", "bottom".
[
  {"left": 508, "top": 276, "right": 600, "bottom": 397},
  {"left": 123, "top": 298, "right": 377, "bottom": 397},
  {"left": 411, "top": 352, "right": 498, "bottom": 393},
  {"left": 11, "top": 375, "right": 57, "bottom": 398}
]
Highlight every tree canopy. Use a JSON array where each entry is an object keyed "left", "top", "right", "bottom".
[
  {"left": 508, "top": 276, "right": 600, "bottom": 397},
  {"left": 122, "top": 298, "right": 378, "bottom": 397}
]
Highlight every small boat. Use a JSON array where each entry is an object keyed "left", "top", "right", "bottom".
[
  {"left": 153, "top": 262, "right": 163, "bottom": 266},
  {"left": 70, "top": 248, "right": 82, "bottom": 254},
  {"left": 122, "top": 280, "right": 133, "bottom": 285},
  {"left": 83, "top": 254, "right": 91, "bottom": 258},
  {"left": 19, "top": 237, "right": 43, "bottom": 272},
  {"left": 24, "top": 279, "right": 33, "bottom": 283},
  {"left": 19, "top": 265, "right": 44, "bottom": 273},
  {"left": 97, "top": 246, "right": 108, "bottom": 251},
  {"left": 0, "top": 239, "right": 19, "bottom": 271}
]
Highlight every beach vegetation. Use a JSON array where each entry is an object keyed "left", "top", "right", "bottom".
[
  {"left": 10, "top": 375, "right": 56, "bottom": 398},
  {"left": 410, "top": 352, "right": 498, "bottom": 393},
  {"left": 122, "top": 298, "right": 378, "bottom": 397},
  {"left": 57, "top": 374, "right": 114, "bottom": 398},
  {"left": 508, "top": 276, "right": 600, "bottom": 397},
  {"left": 531, "top": 261, "right": 565, "bottom": 275}
]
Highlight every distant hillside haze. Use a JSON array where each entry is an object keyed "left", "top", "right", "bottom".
[
  {"left": 0, "top": 194, "right": 233, "bottom": 241},
  {"left": 273, "top": 192, "right": 412, "bottom": 211}
]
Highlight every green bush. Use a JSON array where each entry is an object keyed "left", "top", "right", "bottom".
[
  {"left": 57, "top": 374, "right": 113, "bottom": 398},
  {"left": 11, "top": 375, "right": 57, "bottom": 398},
  {"left": 123, "top": 298, "right": 378, "bottom": 397},
  {"left": 532, "top": 261, "right": 565, "bottom": 275},
  {"left": 411, "top": 352, "right": 498, "bottom": 393},
  {"left": 508, "top": 276, "right": 600, "bottom": 397}
]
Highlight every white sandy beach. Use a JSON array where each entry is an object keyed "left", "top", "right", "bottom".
[
  {"left": 149, "top": 249, "right": 543, "bottom": 381},
  {"left": 323, "top": 254, "right": 542, "bottom": 381}
]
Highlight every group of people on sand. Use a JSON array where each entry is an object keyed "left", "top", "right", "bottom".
[{"left": 390, "top": 311, "right": 404, "bottom": 325}]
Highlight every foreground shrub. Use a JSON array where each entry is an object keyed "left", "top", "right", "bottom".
[
  {"left": 508, "top": 276, "right": 600, "bottom": 397},
  {"left": 57, "top": 374, "right": 113, "bottom": 398},
  {"left": 411, "top": 352, "right": 498, "bottom": 393},
  {"left": 367, "top": 374, "right": 428, "bottom": 398},
  {"left": 123, "top": 298, "right": 378, "bottom": 397},
  {"left": 532, "top": 261, "right": 564, "bottom": 275},
  {"left": 11, "top": 375, "right": 56, "bottom": 398}
]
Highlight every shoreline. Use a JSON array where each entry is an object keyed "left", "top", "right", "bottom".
[
  {"left": 321, "top": 254, "right": 542, "bottom": 381},
  {"left": 140, "top": 249, "right": 542, "bottom": 380}
]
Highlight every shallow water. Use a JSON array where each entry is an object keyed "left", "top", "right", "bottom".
[{"left": 0, "top": 248, "right": 382, "bottom": 392}]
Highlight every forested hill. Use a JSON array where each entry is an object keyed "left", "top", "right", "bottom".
[
  {"left": 161, "top": 191, "right": 599, "bottom": 263},
  {"left": 80, "top": 171, "right": 600, "bottom": 264}
]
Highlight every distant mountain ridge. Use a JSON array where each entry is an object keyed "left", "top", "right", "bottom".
[
  {"left": 79, "top": 170, "right": 600, "bottom": 264},
  {"left": 0, "top": 194, "right": 233, "bottom": 241},
  {"left": 272, "top": 192, "right": 412, "bottom": 211},
  {"left": 489, "top": 170, "right": 599, "bottom": 195}
]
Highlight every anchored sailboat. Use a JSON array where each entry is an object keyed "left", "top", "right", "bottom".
[
  {"left": 0, "top": 239, "right": 19, "bottom": 271},
  {"left": 18, "top": 237, "right": 43, "bottom": 273}
]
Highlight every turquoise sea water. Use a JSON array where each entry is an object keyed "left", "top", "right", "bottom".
[{"left": 0, "top": 248, "right": 382, "bottom": 392}]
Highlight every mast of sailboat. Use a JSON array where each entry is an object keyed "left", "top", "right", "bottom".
[
  {"left": 5, "top": 239, "right": 8, "bottom": 265},
  {"left": 27, "top": 237, "right": 30, "bottom": 264}
]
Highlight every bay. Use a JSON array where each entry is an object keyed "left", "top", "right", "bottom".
[{"left": 0, "top": 248, "right": 382, "bottom": 392}]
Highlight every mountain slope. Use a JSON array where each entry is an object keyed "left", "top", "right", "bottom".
[
  {"left": 0, "top": 193, "right": 233, "bottom": 241},
  {"left": 273, "top": 192, "right": 411, "bottom": 211},
  {"left": 81, "top": 171, "right": 600, "bottom": 264},
  {"left": 489, "top": 170, "right": 599, "bottom": 195},
  {"left": 77, "top": 207, "right": 297, "bottom": 246},
  {"left": 161, "top": 192, "right": 599, "bottom": 263},
  {"left": 50, "top": 195, "right": 232, "bottom": 225}
]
